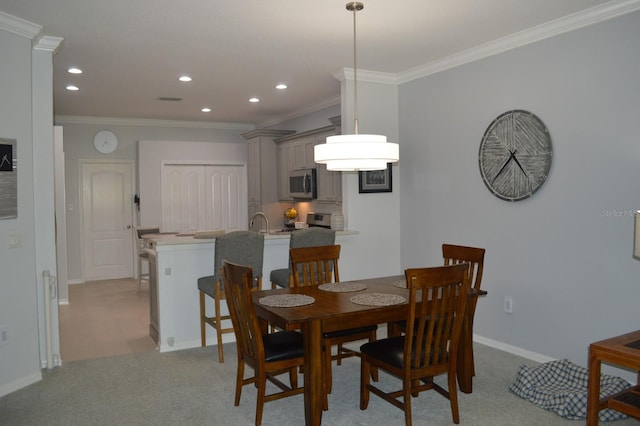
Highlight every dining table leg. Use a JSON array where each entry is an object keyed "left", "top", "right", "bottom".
[
  {"left": 457, "top": 316, "right": 474, "bottom": 393},
  {"left": 302, "top": 319, "right": 323, "bottom": 426}
]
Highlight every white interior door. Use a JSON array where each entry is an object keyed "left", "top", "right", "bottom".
[{"left": 81, "top": 161, "right": 134, "bottom": 281}]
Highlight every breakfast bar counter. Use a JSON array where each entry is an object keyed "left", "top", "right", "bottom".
[{"left": 146, "top": 230, "right": 357, "bottom": 352}]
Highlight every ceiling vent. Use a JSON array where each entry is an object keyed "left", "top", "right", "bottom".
[{"left": 157, "top": 96, "right": 183, "bottom": 102}]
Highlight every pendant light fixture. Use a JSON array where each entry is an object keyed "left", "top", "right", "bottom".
[{"left": 314, "top": 1, "right": 399, "bottom": 172}]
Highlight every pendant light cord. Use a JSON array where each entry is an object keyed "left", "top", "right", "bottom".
[{"left": 351, "top": 2, "right": 360, "bottom": 135}]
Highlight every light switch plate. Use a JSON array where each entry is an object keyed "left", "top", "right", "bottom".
[{"left": 8, "top": 233, "right": 21, "bottom": 248}]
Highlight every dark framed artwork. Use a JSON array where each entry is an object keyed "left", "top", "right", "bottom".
[
  {"left": 358, "top": 163, "right": 392, "bottom": 193},
  {"left": 0, "top": 138, "right": 17, "bottom": 219}
]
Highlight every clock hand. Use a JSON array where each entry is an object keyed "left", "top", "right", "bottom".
[
  {"left": 491, "top": 150, "right": 516, "bottom": 185},
  {"left": 511, "top": 152, "right": 530, "bottom": 180}
]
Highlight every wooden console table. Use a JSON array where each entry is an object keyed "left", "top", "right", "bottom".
[{"left": 587, "top": 330, "right": 640, "bottom": 425}]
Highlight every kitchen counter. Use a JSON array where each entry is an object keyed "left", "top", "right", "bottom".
[
  {"left": 146, "top": 229, "right": 358, "bottom": 246},
  {"left": 146, "top": 229, "right": 358, "bottom": 352}
]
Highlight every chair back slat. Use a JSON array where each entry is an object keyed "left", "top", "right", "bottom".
[
  {"left": 289, "top": 245, "right": 340, "bottom": 287},
  {"left": 221, "top": 260, "right": 264, "bottom": 362},
  {"left": 404, "top": 264, "right": 469, "bottom": 373}
]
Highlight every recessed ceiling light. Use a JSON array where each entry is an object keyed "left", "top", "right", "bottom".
[
  {"left": 201, "top": 107, "right": 211, "bottom": 113},
  {"left": 178, "top": 75, "right": 192, "bottom": 82},
  {"left": 66, "top": 85, "right": 79, "bottom": 91},
  {"left": 276, "top": 83, "right": 287, "bottom": 90},
  {"left": 68, "top": 67, "right": 83, "bottom": 74},
  {"left": 249, "top": 97, "right": 260, "bottom": 103}
]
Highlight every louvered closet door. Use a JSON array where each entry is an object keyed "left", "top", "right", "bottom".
[
  {"left": 161, "top": 164, "right": 247, "bottom": 233},
  {"left": 204, "top": 165, "right": 247, "bottom": 231},
  {"left": 161, "top": 165, "right": 206, "bottom": 232}
]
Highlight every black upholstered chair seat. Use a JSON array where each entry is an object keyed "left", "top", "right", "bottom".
[
  {"left": 361, "top": 336, "right": 405, "bottom": 368},
  {"left": 323, "top": 324, "right": 377, "bottom": 339},
  {"left": 263, "top": 331, "right": 304, "bottom": 362},
  {"left": 361, "top": 336, "right": 447, "bottom": 370}
]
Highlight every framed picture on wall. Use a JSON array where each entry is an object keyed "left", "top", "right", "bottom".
[
  {"left": 0, "top": 138, "right": 17, "bottom": 219},
  {"left": 358, "top": 163, "right": 392, "bottom": 193}
]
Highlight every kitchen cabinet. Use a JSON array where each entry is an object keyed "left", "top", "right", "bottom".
[
  {"left": 291, "top": 137, "right": 316, "bottom": 170},
  {"left": 277, "top": 143, "right": 294, "bottom": 201},
  {"left": 274, "top": 119, "right": 342, "bottom": 204},
  {"left": 314, "top": 130, "right": 342, "bottom": 203},
  {"left": 243, "top": 129, "right": 295, "bottom": 223}
]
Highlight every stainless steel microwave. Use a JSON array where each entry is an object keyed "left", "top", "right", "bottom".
[{"left": 289, "top": 168, "right": 317, "bottom": 199}]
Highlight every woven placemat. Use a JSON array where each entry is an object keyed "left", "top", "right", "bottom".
[
  {"left": 259, "top": 294, "right": 315, "bottom": 308},
  {"left": 392, "top": 280, "right": 407, "bottom": 289},
  {"left": 318, "top": 282, "right": 367, "bottom": 292},
  {"left": 350, "top": 293, "right": 406, "bottom": 306}
]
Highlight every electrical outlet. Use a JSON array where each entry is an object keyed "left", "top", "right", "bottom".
[{"left": 504, "top": 296, "right": 513, "bottom": 314}]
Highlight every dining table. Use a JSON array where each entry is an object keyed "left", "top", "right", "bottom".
[{"left": 252, "top": 274, "right": 485, "bottom": 426}]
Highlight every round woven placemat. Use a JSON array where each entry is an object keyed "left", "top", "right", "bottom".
[
  {"left": 318, "top": 282, "right": 367, "bottom": 292},
  {"left": 350, "top": 293, "right": 406, "bottom": 307},
  {"left": 392, "top": 280, "right": 407, "bottom": 289},
  {"left": 259, "top": 294, "right": 315, "bottom": 308}
]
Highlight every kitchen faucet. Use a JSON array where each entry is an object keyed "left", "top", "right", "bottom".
[{"left": 249, "top": 212, "right": 269, "bottom": 234}]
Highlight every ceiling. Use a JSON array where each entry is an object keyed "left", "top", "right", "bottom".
[{"left": 0, "top": 0, "right": 632, "bottom": 126}]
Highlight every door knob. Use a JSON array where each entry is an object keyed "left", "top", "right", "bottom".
[{"left": 126, "top": 225, "right": 132, "bottom": 229}]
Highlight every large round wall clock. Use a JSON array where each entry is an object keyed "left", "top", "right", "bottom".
[{"left": 478, "top": 110, "right": 552, "bottom": 201}]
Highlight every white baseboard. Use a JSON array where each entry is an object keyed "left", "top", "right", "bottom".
[
  {"left": 68, "top": 279, "right": 84, "bottom": 285},
  {"left": 0, "top": 371, "right": 42, "bottom": 398},
  {"left": 473, "top": 334, "right": 556, "bottom": 364}
]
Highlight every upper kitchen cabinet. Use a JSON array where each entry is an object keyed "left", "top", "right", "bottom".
[
  {"left": 276, "top": 143, "right": 294, "bottom": 201},
  {"left": 292, "top": 137, "right": 316, "bottom": 170},
  {"left": 314, "top": 130, "right": 342, "bottom": 203},
  {"left": 242, "top": 129, "right": 295, "bottom": 219},
  {"left": 275, "top": 119, "right": 342, "bottom": 204}
]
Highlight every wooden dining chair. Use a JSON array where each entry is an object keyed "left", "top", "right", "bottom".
[
  {"left": 270, "top": 228, "right": 336, "bottom": 289},
  {"left": 442, "top": 244, "right": 485, "bottom": 378},
  {"left": 221, "top": 260, "right": 304, "bottom": 426},
  {"left": 360, "top": 264, "right": 470, "bottom": 426},
  {"left": 197, "top": 230, "right": 264, "bottom": 363},
  {"left": 289, "top": 244, "right": 378, "bottom": 402}
]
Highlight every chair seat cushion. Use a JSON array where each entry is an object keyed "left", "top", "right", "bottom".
[
  {"left": 197, "top": 275, "right": 216, "bottom": 297},
  {"left": 323, "top": 325, "right": 377, "bottom": 339},
  {"left": 360, "top": 336, "right": 405, "bottom": 368},
  {"left": 270, "top": 268, "right": 290, "bottom": 288},
  {"left": 263, "top": 331, "right": 304, "bottom": 362}
]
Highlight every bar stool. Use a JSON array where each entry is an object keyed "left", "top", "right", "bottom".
[
  {"left": 134, "top": 226, "right": 160, "bottom": 292},
  {"left": 198, "top": 231, "right": 264, "bottom": 363},
  {"left": 270, "top": 228, "right": 335, "bottom": 289}
]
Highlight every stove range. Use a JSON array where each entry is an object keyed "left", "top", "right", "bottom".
[{"left": 279, "top": 212, "right": 333, "bottom": 232}]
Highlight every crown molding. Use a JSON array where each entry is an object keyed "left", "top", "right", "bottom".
[
  {"left": 0, "top": 11, "right": 42, "bottom": 40},
  {"left": 397, "top": 0, "right": 640, "bottom": 84},
  {"left": 33, "top": 36, "right": 64, "bottom": 54},
  {"left": 54, "top": 115, "right": 255, "bottom": 131},
  {"left": 332, "top": 68, "right": 399, "bottom": 85},
  {"left": 256, "top": 95, "right": 341, "bottom": 128}
]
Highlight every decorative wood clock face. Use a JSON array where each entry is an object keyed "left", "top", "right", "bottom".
[
  {"left": 93, "top": 130, "right": 118, "bottom": 154},
  {"left": 479, "top": 110, "right": 552, "bottom": 201}
]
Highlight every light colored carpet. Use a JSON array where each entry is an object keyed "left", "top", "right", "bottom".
[{"left": 1, "top": 342, "right": 637, "bottom": 425}]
